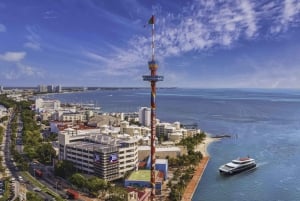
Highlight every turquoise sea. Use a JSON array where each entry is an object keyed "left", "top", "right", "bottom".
[{"left": 47, "top": 88, "right": 300, "bottom": 201}]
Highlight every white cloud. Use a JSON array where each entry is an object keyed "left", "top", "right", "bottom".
[
  {"left": 83, "top": 0, "right": 300, "bottom": 80},
  {"left": 24, "top": 42, "right": 40, "bottom": 50},
  {"left": 0, "top": 51, "right": 26, "bottom": 62},
  {"left": 43, "top": 10, "right": 58, "bottom": 20},
  {"left": 283, "top": 0, "right": 300, "bottom": 23},
  {"left": 3, "top": 63, "right": 44, "bottom": 80},
  {"left": 0, "top": 24, "right": 6, "bottom": 32},
  {"left": 150, "top": 0, "right": 260, "bottom": 58},
  {"left": 24, "top": 26, "right": 41, "bottom": 50},
  {"left": 17, "top": 63, "right": 35, "bottom": 76},
  {"left": 269, "top": 0, "right": 300, "bottom": 33},
  {"left": 83, "top": 51, "right": 109, "bottom": 62},
  {"left": 239, "top": 0, "right": 257, "bottom": 38}
]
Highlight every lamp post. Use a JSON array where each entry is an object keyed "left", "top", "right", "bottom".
[{"left": 55, "top": 180, "right": 58, "bottom": 193}]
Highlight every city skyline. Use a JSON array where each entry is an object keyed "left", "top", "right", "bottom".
[{"left": 1, "top": 0, "right": 300, "bottom": 88}]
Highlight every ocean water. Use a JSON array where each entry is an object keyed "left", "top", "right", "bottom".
[{"left": 47, "top": 88, "right": 300, "bottom": 201}]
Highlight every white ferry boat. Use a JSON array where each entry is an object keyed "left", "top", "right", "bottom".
[{"left": 219, "top": 157, "right": 256, "bottom": 175}]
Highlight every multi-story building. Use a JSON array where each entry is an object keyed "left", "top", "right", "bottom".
[
  {"left": 35, "top": 98, "right": 60, "bottom": 113},
  {"left": 120, "top": 121, "right": 150, "bottom": 136},
  {"left": 138, "top": 107, "right": 151, "bottom": 127},
  {"left": 6, "top": 93, "right": 26, "bottom": 102},
  {"left": 156, "top": 121, "right": 199, "bottom": 141},
  {"left": 0, "top": 105, "right": 7, "bottom": 117},
  {"left": 156, "top": 123, "right": 175, "bottom": 139},
  {"left": 124, "top": 112, "right": 139, "bottom": 122},
  {"left": 38, "top": 85, "right": 48, "bottom": 93},
  {"left": 47, "top": 85, "right": 54, "bottom": 93},
  {"left": 58, "top": 129, "right": 139, "bottom": 181},
  {"left": 60, "top": 112, "right": 87, "bottom": 122},
  {"left": 55, "top": 85, "right": 62, "bottom": 93},
  {"left": 37, "top": 84, "right": 62, "bottom": 93},
  {"left": 138, "top": 145, "right": 185, "bottom": 161}
]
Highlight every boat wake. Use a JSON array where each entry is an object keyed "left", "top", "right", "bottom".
[
  {"left": 256, "top": 161, "right": 268, "bottom": 167},
  {"left": 241, "top": 161, "right": 268, "bottom": 174}
]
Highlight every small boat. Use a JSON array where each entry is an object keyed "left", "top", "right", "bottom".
[{"left": 219, "top": 157, "right": 256, "bottom": 175}]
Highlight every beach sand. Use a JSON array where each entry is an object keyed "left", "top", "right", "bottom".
[
  {"left": 195, "top": 134, "right": 219, "bottom": 157},
  {"left": 181, "top": 135, "right": 218, "bottom": 201}
]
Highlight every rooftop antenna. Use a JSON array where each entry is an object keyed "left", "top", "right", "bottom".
[{"left": 143, "top": 14, "right": 164, "bottom": 201}]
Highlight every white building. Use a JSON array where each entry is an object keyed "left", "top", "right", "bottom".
[
  {"left": 6, "top": 94, "right": 25, "bottom": 102},
  {"left": 37, "top": 84, "right": 62, "bottom": 93},
  {"left": 0, "top": 105, "right": 7, "bottom": 117},
  {"left": 60, "top": 112, "right": 87, "bottom": 122},
  {"left": 156, "top": 122, "right": 199, "bottom": 141},
  {"left": 37, "top": 85, "right": 48, "bottom": 93},
  {"left": 58, "top": 129, "right": 139, "bottom": 181},
  {"left": 47, "top": 85, "right": 54, "bottom": 93},
  {"left": 169, "top": 132, "right": 183, "bottom": 142},
  {"left": 120, "top": 121, "right": 150, "bottom": 136},
  {"left": 35, "top": 98, "right": 60, "bottom": 113},
  {"left": 55, "top": 85, "right": 62, "bottom": 93},
  {"left": 138, "top": 107, "right": 151, "bottom": 127},
  {"left": 138, "top": 145, "right": 185, "bottom": 160}
]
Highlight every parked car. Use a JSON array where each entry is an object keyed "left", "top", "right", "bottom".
[{"left": 33, "top": 187, "right": 41, "bottom": 192}]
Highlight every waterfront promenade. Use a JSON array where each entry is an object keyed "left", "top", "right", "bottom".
[
  {"left": 181, "top": 136, "right": 217, "bottom": 201},
  {"left": 181, "top": 156, "right": 210, "bottom": 201}
]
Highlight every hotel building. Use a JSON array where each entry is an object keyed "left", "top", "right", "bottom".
[
  {"left": 35, "top": 98, "right": 61, "bottom": 113},
  {"left": 120, "top": 121, "right": 150, "bottom": 136},
  {"left": 138, "top": 107, "right": 151, "bottom": 127},
  {"left": 58, "top": 128, "right": 139, "bottom": 181}
]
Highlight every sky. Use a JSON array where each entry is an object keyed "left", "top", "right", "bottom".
[{"left": 1, "top": 0, "right": 300, "bottom": 88}]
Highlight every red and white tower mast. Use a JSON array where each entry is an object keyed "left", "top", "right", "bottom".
[{"left": 143, "top": 15, "right": 163, "bottom": 201}]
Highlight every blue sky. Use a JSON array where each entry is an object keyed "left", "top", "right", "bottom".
[{"left": 1, "top": 0, "right": 300, "bottom": 88}]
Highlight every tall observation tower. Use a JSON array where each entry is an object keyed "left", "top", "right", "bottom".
[{"left": 142, "top": 15, "right": 163, "bottom": 201}]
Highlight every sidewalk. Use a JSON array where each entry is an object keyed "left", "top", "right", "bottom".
[{"left": 181, "top": 156, "right": 210, "bottom": 201}]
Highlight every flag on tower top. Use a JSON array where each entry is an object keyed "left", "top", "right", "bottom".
[{"left": 148, "top": 15, "right": 155, "bottom": 24}]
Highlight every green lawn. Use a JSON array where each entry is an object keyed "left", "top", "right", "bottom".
[{"left": 127, "top": 170, "right": 151, "bottom": 181}]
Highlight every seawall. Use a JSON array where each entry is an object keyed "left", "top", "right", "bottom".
[{"left": 181, "top": 156, "right": 210, "bottom": 201}]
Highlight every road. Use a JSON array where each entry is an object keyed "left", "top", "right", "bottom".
[{"left": 2, "top": 112, "right": 55, "bottom": 201}]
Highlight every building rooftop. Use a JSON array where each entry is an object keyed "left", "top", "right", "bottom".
[
  {"left": 127, "top": 170, "right": 163, "bottom": 182},
  {"left": 67, "top": 141, "right": 115, "bottom": 152},
  {"left": 138, "top": 146, "right": 181, "bottom": 152},
  {"left": 156, "top": 159, "right": 168, "bottom": 164},
  {"left": 63, "top": 133, "right": 138, "bottom": 150}
]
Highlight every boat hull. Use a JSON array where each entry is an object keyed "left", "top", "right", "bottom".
[{"left": 219, "top": 163, "right": 256, "bottom": 175}]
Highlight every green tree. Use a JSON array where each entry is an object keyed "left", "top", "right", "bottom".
[
  {"left": 106, "top": 186, "right": 127, "bottom": 201},
  {"left": 86, "top": 176, "right": 108, "bottom": 196},
  {"left": 54, "top": 160, "right": 76, "bottom": 179},
  {"left": 23, "top": 146, "right": 38, "bottom": 159},
  {"left": 36, "top": 143, "right": 56, "bottom": 164},
  {"left": 45, "top": 132, "right": 58, "bottom": 142},
  {"left": 70, "top": 173, "right": 86, "bottom": 189},
  {"left": 0, "top": 94, "right": 16, "bottom": 108},
  {"left": 0, "top": 116, "right": 8, "bottom": 122},
  {"left": 26, "top": 191, "right": 43, "bottom": 201}
]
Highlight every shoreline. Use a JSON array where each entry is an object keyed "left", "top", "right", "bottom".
[
  {"left": 181, "top": 134, "right": 218, "bottom": 201},
  {"left": 194, "top": 134, "right": 219, "bottom": 157}
]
